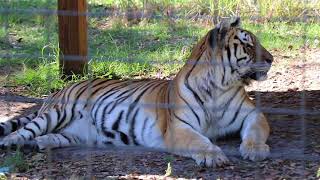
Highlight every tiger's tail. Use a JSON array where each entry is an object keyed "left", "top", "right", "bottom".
[{"left": 0, "top": 112, "right": 38, "bottom": 136}]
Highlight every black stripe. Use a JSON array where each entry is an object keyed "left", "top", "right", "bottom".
[
  {"left": 105, "top": 83, "right": 144, "bottom": 115},
  {"left": 11, "top": 120, "right": 18, "bottom": 132},
  {"left": 55, "top": 134, "right": 62, "bottom": 147},
  {"left": 141, "top": 117, "right": 148, "bottom": 144},
  {"left": 70, "top": 78, "right": 102, "bottom": 117},
  {"left": 83, "top": 79, "right": 113, "bottom": 108},
  {"left": 112, "top": 111, "right": 124, "bottom": 131},
  {"left": 60, "top": 133, "right": 72, "bottom": 143},
  {"left": 167, "top": 81, "right": 172, "bottom": 119},
  {"left": 104, "top": 141, "right": 113, "bottom": 145},
  {"left": 184, "top": 60, "right": 205, "bottom": 109},
  {"left": 221, "top": 55, "right": 226, "bottom": 84},
  {"left": 147, "top": 81, "right": 166, "bottom": 93},
  {"left": 227, "top": 47, "right": 231, "bottom": 61},
  {"left": 101, "top": 112, "right": 114, "bottom": 138},
  {"left": 88, "top": 79, "right": 114, "bottom": 94},
  {"left": 25, "top": 116, "right": 32, "bottom": 121},
  {"left": 177, "top": 90, "right": 201, "bottom": 126},
  {"left": 96, "top": 80, "right": 138, "bottom": 105},
  {"left": 125, "top": 81, "right": 159, "bottom": 123},
  {"left": 234, "top": 43, "right": 238, "bottom": 58},
  {"left": 184, "top": 62, "right": 210, "bottom": 123},
  {"left": 0, "top": 126, "right": 4, "bottom": 136},
  {"left": 237, "top": 57, "right": 247, "bottom": 62},
  {"left": 24, "top": 127, "right": 36, "bottom": 138},
  {"left": 219, "top": 87, "right": 241, "bottom": 120},
  {"left": 69, "top": 79, "right": 98, "bottom": 121},
  {"left": 227, "top": 97, "right": 246, "bottom": 126},
  {"left": 20, "top": 134, "right": 27, "bottom": 141},
  {"left": 99, "top": 86, "right": 140, "bottom": 132},
  {"left": 227, "top": 47, "right": 236, "bottom": 73},
  {"left": 202, "top": 85, "right": 212, "bottom": 98},
  {"left": 56, "top": 108, "right": 61, "bottom": 122},
  {"left": 129, "top": 109, "right": 140, "bottom": 145},
  {"left": 72, "top": 135, "right": 80, "bottom": 144},
  {"left": 209, "top": 80, "right": 224, "bottom": 91},
  {"left": 57, "top": 107, "right": 66, "bottom": 124},
  {"left": 32, "top": 121, "right": 41, "bottom": 131},
  {"left": 173, "top": 112, "right": 195, "bottom": 130},
  {"left": 104, "top": 131, "right": 115, "bottom": 138},
  {"left": 58, "top": 80, "right": 89, "bottom": 125},
  {"left": 120, "top": 132, "right": 129, "bottom": 145},
  {"left": 16, "top": 118, "right": 21, "bottom": 126},
  {"left": 243, "top": 45, "right": 247, "bottom": 54},
  {"left": 62, "top": 79, "right": 89, "bottom": 105},
  {"left": 44, "top": 113, "right": 51, "bottom": 134},
  {"left": 93, "top": 81, "right": 133, "bottom": 119}
]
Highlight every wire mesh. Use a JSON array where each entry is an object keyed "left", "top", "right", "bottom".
[{"left": 0, "top": 0, "right": 319, "bottom": 179}]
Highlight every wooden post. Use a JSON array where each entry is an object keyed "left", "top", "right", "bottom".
[{"left": 58, "top": 0, "right": 88, "bottom": 77}]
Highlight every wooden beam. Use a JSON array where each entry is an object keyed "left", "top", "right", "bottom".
[{"left": 58, "top": 0, "right": 88, "bottom": 77}]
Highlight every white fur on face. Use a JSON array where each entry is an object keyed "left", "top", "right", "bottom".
[{"left": 237, "top": 31, "right": 253, "bottom": 46}]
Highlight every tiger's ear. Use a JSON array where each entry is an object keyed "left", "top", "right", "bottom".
[
  {"left": 217, "top": 17, "right": 241, "bottom": 33},
  {"left": 230, "top": 17, "right": 241, "bottom": 27},
  {"left": 208, "top": 17, "right": 241, "bottom": 50},
  {"left": 214, "top": 17, "right": 241, "bottom": 47}
]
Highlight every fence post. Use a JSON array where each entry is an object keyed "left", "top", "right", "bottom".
[{"left": 58, "top": 0, "right": 88, "bottom": 77}]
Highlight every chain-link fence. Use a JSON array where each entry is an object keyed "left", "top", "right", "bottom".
[{"left": 0, "top": 0, "right": 320, "bottom": 179}]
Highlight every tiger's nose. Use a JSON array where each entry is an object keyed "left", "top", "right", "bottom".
[
  {"left": 264, "top": 51, "right": 273, "bottom": 64},
  {"left": 266, "top": 57, "right": 273, "bottom": 64}
]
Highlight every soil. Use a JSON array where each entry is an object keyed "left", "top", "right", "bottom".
[{"left": 0, "top": 49, "right": 319, "bottom": 179}]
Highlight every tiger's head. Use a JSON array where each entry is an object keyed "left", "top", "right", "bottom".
[{"left": 189, "top": 17, "right": 273, "bottom": 85}]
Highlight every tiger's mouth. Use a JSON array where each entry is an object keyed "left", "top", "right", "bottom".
[
  {"left": 242, "top": 71, "right": 268, "bottom": 81},
  {"left": 245, "top": 62, "right": 271, "bottom": 81},
  {"left": 249, "top": 71, "right": 268, "bottom": 81}
]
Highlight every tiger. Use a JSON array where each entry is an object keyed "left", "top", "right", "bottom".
[{"left": 0, "top": 17, "right": 273, "bottom": 167}]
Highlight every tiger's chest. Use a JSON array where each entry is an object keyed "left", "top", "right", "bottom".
[
  {"left": 202, "top": 102, "right": 244, "bottom": 139},
  {"left": 202, "top": 93, "right": 247, "bottom": 139}
]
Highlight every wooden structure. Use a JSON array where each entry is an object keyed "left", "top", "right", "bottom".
[{"left": 58, "top": 0, "right": 88, "bottom": 76}]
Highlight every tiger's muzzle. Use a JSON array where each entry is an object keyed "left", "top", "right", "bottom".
[{"left": 249, "top": 55, "right": 273, "bottom": 81}]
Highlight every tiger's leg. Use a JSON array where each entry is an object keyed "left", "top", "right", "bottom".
[
  {"left": 0, "top": 112, "right": 38, "bottom": 136},
  {"left": 34, "top": 133, "right": 84, "bottom": 151},
  {"left": 240, "top": 112, "right": 270, "bottom": 161},
  {"left": 165, "top": 124, "right": 229, "bottom": 167},
  {"left": 0, "top": 108, "right": 61, "bottom": 147}
]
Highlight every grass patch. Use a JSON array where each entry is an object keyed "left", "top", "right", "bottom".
[
  {"left": 243, "top": 21, "right": 320, "bottom": 50},
  {"left": 88, "top": 0, "right": 320, "bottom": 18},
  {"left": 1, "top": 149, "right": 29, "bottom": 173},
  {"left": 1, "top": 0, "right": 320, "bottom": 96}
]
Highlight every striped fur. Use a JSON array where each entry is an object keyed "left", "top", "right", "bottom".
[{"left": 0, "top": 17, "right": 273, "bottom": 167}]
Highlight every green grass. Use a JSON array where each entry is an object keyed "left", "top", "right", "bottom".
[
  {"left": 1, "top": 149, "right": 29, "bottom": 173},
  {"left": 1, "top": 0, "right": 320, "bottom": 96},
  {"left": 88, "top": 0, "right": 320, "bottom": 18}
]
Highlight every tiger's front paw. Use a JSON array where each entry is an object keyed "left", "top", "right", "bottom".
[
  {"left": 0, "top": 133, "right": 25, "bottom": 149},
  {"left": 240, "top": 140, "right": 270, "bottom": 161},
  {"left": 192, "top": 145, "right": 230, "bottom": 167}
]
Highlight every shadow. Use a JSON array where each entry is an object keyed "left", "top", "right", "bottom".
[
  {"left": 0, "top": 93, "right": 42, "bottom": 121},
  {"left": 247, "top": 90, "right": 320, "bottom": 159}
]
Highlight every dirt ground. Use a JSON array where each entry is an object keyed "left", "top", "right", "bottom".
[{"left": 0, "top": 49, "right": 320, "bottom": 179}]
